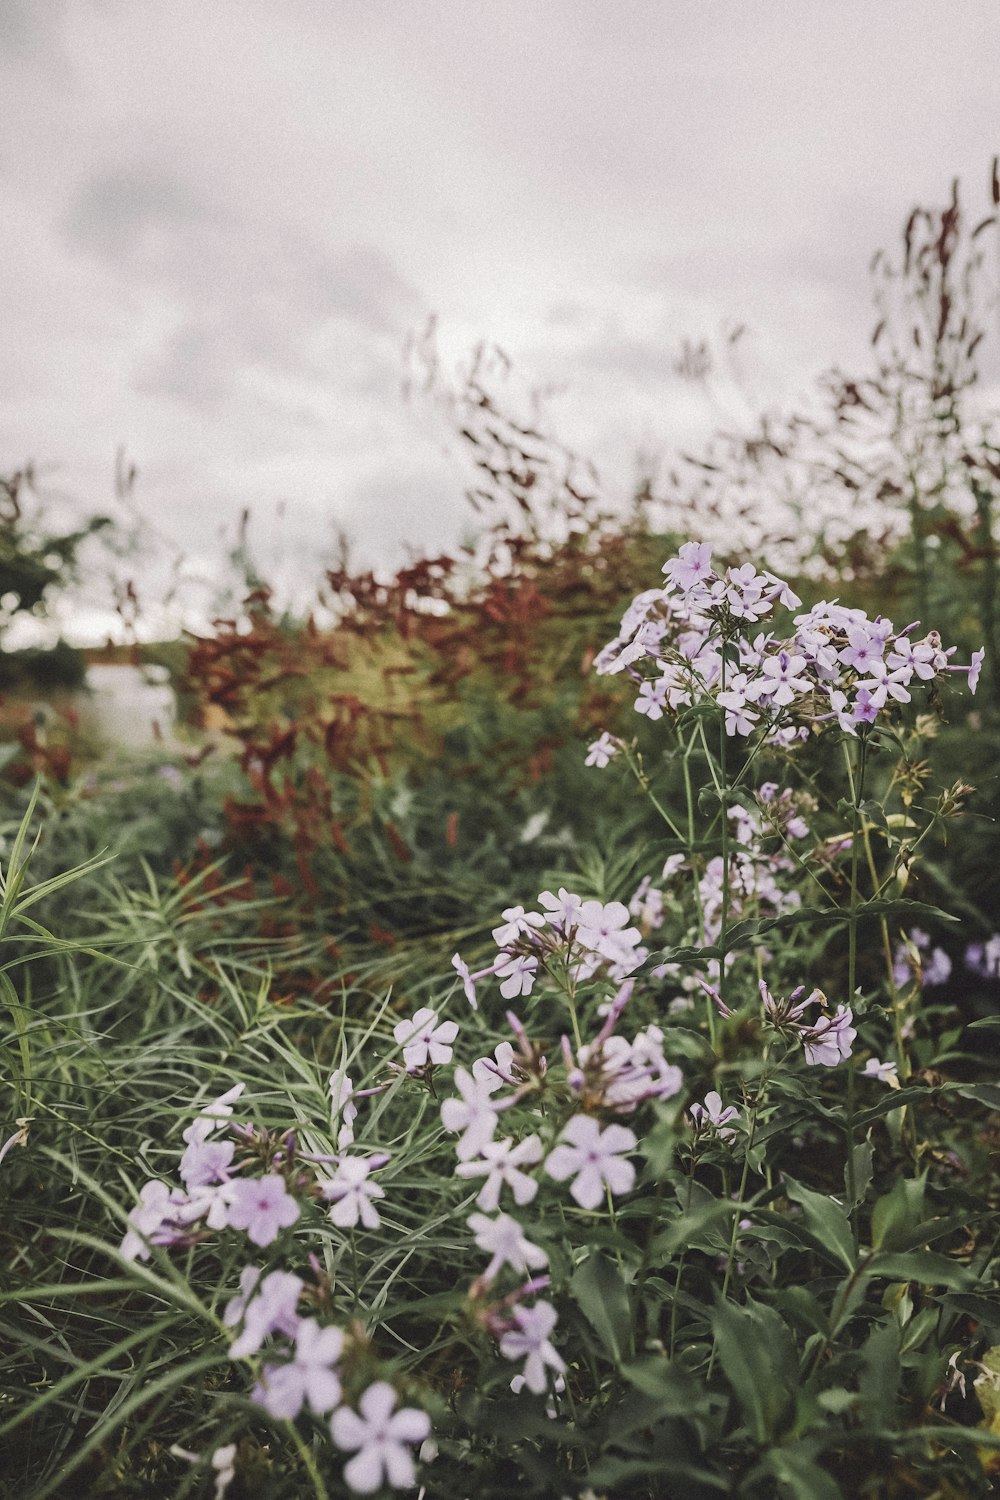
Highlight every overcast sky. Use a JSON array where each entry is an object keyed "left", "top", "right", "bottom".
[{"left": 3, "top": 1, "right": 1000, "bottom": 638}]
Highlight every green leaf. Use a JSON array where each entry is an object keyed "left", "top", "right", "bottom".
[
  {"left": 755, "top": 1444, "right": 844, "bottom": 1500},
  {"left": 844, "top": 1138, "right": 874, "bottom": 1211},
  {"left": 710, "top": 1295, "right": 796, "bottom": 1443},
  {"left": 936, "top": 1291, "right": 1000, "bottom": 1329},
  {"left": 783, "top": 1177, "right": 856, "bottom": 1271},
  {"left": 871, "top": 1175, "right": 925, "bottom": 1251},
  {"left": 619, "top": 1356, "right": 706, "bottom": 1415},
  {"left": 571, "top": 1252, "right": 632, "bottom": 1363},
  {"left": 866, "top": 1250, "right": 975, "bottom": 1291}
]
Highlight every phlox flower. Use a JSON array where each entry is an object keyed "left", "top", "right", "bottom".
[
  {"left": 450, "top": 953, "right": 498, "bottom": 1010},
  {"left": 545, "top": 1115, "right": 637, "bottom": 1210},
  {"left": 224, "top": 1266, "right": 303, "bottom": 1358},
  {"left": 863, "top": 1058, "right": 899, "bottom": 1086},
  {"left": 498, "top": 1301, "right": 566, "bottom": 1394},
  {"left": 584, "top": 731, "right": 620, "bottom": 768},
  {"left": 393, "top": 1007, "right": 459, "bottom": 1069},
  {"left": 329, "top": 1068, "right": 359, "bottom": 1149},
  {"left": 491, "top": 906, "right": 545, "bottom": 947},
  {"left": 330, "top": 1381, "right": 430, "bottom": 1495},
  {"left": 967, "top": 647, "right": 985, "bottom": 692},
  {"left": 455, "top": 1134, "right": 543, "bottom": 1211},
  {"left": 181, "top": 1083, "right": 246, "bottom": 1147},
  {"left": 800, "top": 1004, "right": 856, "bottom": 1067},
  {"left": 321, "top": 1157, "right": 385, "bottom": 1229},
  {"left": 966, "top": 934, "right": 1000, "bottom": 979},
  {"left": 226, "top": 1174, "right": 300, "bottom": 1247},
  {"left": 440, "top": 1067, "right": 500, "bottom": 1159},
  {"left": 120, "top": 1179, "right": 175, "bottom": 1261},
  {"left": 538, "top": 886, "right": 585, "bottom": 929},
  {"left": 689, "top": 1090, "right": 740, "bottom": 1141},
  {"left": 468, "top": 1211, "right": 548, "bottom": 1282},
  {"left": 252, "top": 1318, "right": 344, "bottom": 1419},
  {"left": 472, "top": 1041, "right": 518, "bottom": 1092},
  {"left": 179, "top": 1136, "right": 235, "bottom": 1189},
  {"left": 495, "top": 953, "right": 538, "bottom": 1000},
  {"left": 663, "top": 539, "right": 713, "bottom": 592},
  {"left": 574, "top": 900, "right": 642, "bottom": 967}
]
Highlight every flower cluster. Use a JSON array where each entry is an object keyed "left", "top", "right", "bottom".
[{"left": 590, "top": 540, "right": 983, "bottom": 740}]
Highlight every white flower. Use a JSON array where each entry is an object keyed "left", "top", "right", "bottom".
[
  {"left": 440, "top": 1068, "right": 500, "bottom": 1160},
  {"left": 393, "top": 1007, "right": 458, "bottom": 1069},
  {"left": 331, "top": 1381, "right": 430, "bottom": 1494},
  {"left": 545, "top": 1115, "right": 636, "bottom": 1210},
  {"left": 689, "top": 1089, "right": 739, "bottom": 1141},
  {"left": 455, "top": 1134, "right": 543, "bottom": 1211},
  {"left": 499, "top": 1301, "right": 566, "bottom": 1393},
  {"left": 495, "top": 953, "right": 538, "bottom": 1000},
  {"left": 252, "top": 1318, "right": 344, "bottom": 1419},
  {"left": 321, "top": 1157, "right": 385, "bottom": 1229},
  {"left": 329, "top": 1068, "right": 359, "bottom": 1149},
  {"left": 467, "top": 1211, "right": 548, "bottom": 1281}
]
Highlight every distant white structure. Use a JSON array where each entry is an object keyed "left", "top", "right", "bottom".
[{"left": 81, "top": 664, "right": 178, "bottom": 751}]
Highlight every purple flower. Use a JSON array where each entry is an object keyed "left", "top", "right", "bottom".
[
  {"left": 495, "top": 953, "right": 538, "bottom": 1001},
  {"left": 863, "top": 1058, "right": 899, "bottom": 1086},
  {"left": 393, "top": 1007, "right": 459, "bottom": 1069},
  {"left": 800, "top": 1005, "right": 856, "bottom": 1067},
  {"left": 689, "top": 1090, "right": 740, "bottom": 1141},
  {"left": 498, "top": 1301, "right": 566, "bottom": 1393},
  {"left": 455, "top": 1134, "right": 543, "bottom": 1211},
  {"left": 440, "top": 1068, "right": 500, "bottom": 1160},
  {"left": 330, "top": 1381, "right": 430, "bottom": 1494},
  {"left": 224, "top": 1266, "right": 303, "bottom": 1358},
  {"left": 226, "top": 1175, "right": 300, "bottom": 1247},
  {"left": 968, "top": 647, "right": 985, "bottom": 692},
  {"left": 467, "top": 1211, "right": 548, "bottom": 1282},
  {"left": 545, "top": 1115, "right": 636, "bottom": 1210},
  {"left": 252, "top": 1318, "right": 344, "bottom": 1419},
  {"left": 584, "top": 732, "right": 620, "bottom": 768},
  {"left": 321, "top": 1157, "right": 385, "bottom": 1230}
]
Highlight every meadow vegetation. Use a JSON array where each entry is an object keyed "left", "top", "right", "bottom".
[{"left": 1, "top": 174, "right": 999, "bottom": 1499}]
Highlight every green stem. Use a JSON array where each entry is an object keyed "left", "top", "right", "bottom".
[{"left": 843, "top": 732, "right": 869, "bottom": 1245}]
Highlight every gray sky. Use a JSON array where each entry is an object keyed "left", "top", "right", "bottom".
[{"left": 3, "top": 0, "right": 1000, "bottom": 639}]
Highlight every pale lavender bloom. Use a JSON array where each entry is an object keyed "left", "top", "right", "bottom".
[
  {"left": 852, "top": 685, "right": 883, "bottom": 725},
  {"left": 499, "top": 1301, "right": 566, "bottom": 1393},
  {"left": 179, "top": 1136, "right": 235, "bottom": 1189},
  {"left": 635, "top": 675, "right": 669, "bottom": 719},
  {"left": 863, "top": 1058, "right": 899, "bottom": 1085},
  {"left": 923, "top": 947, "right": 952, "bottom": 987},
  {"left": 455, "top": 1134, "right": 543, "bottom": 1211},
  {"left": 538, "top": 887, "right": 585, "bottom": 929},
  {"left": 472, "top": 1041, "right": 518, "bottom": 1092},
  {"left": 468, "top": 1211, "right": 548, "bottom": 1282},
  {"left": 689, "top": 1090, "right": 740, "bottom": 1141},
  {"left": 754, "top": 650, "right": 810, "bottom": 707},
  {"left": 120, "top": 1179, "right": 175, "bottom": 1261},
  {"left": 839, "top": 624, "right": 885, "bottom": 673},
  {"left": 545, "top": 1115, "right": 636, "bottom": 1210},
  {"left": 331, "top": 1381, "right": 430, "bottom": 1495},
  {"left": 321, "top": 1157, "right": 385, "bottom": 1229},
  {"left": 663, "top": 540, "right": 714, "bottom": 592},
  {"left": 440, "top": 1068, "right": 500, "bottom": 1160},
  {"left": 584, "top": 731, "right": 620, "bottom": 768},
  {"left": 181, "top": 1083, "right": 247, "bottom": 1147},
  {"left": 800, "top": 1005, "right": 856, "bottom": 1067},
  {"left": 496, "top": 953, "right": 538, "bottom": 1001},
  {"left": 966, "top": 934, "right": 1000, "bottom": 979},
  {"left": 226, "top": 1175, "right": 300, "bottom": 1247},
  {"left": 968, "top": 647, "right": 985, "bottom": 692},
  {"left": 393, "top": 1007, "right": 459, "bottom": 1069},
  {"left": 575, "top": 900, "right": 639, "bottom": 962},
  {"left": 224, "top": 1266, "right": 303, "bottom": 1358},
  {"left": 491, "top": 906, "right": 545, "bottom": 947},
  {"left": 252, "top": 1318, "right": 345, "bottom": 1419}
]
